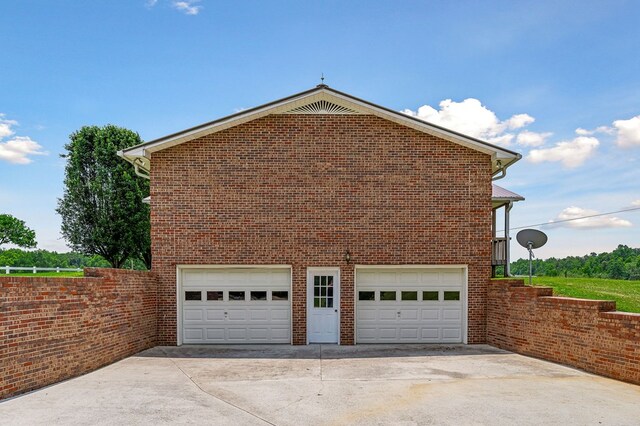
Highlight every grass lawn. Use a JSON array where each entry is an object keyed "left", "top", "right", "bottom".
[
  {"left": 4, "top": 271, "right": 84, "bottom": 278},
  {"left": 530, "top": 276, "right": 640, "bottom": 313}
]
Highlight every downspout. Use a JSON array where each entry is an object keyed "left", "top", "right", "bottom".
[
  {"left": 505, "top": 201, "right": 513, "bottom": 277},
  {"left": 492, "top": 153, "right": 522, "bottom": 181},
  {"left": 117, "top": 150, "right": 151, "bottom": 180},
  {"left": 134, "top": 159, "right": 150, "bottom": 180},
  {"left": 492, "top": 160, "right": 506, "bottom": 181}
]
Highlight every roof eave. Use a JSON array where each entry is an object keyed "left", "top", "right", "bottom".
[{"left": 121, "top": 85, "right": 522, "bottom": 174}]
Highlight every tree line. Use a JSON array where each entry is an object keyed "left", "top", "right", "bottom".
[
  {"left": 510, "top": 244, "right": 640, "bottom": 280},
  {"left": 0, "top": 248, "right": 148, "bottom": 270}
]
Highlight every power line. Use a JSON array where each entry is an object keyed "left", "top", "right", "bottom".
[{"left": 499, "top": 206, "right": 640, "bottom": 232}]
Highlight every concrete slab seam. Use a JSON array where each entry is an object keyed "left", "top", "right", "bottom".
[{"left": 168, "top": 357, "right": 277, "bottom": 426}]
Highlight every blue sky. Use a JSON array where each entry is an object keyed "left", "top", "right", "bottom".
[{"left": 1, "top": 0, "right": 639, "bottom": 260}]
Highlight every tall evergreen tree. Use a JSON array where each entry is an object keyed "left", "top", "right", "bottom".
[{"left": 57, "top": 125, "right": 150, "bottom": 269}]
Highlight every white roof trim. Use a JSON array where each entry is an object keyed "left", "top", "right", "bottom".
[{"left": 120, "top": 86, "right": 521, "bottom": 173}]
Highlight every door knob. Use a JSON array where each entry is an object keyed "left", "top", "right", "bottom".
[{"left": 334, "top": 309, "right": 338, "bottom": 313}]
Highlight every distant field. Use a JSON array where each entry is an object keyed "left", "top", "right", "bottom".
[
  {"left": 529, "top": 276, "right": 640, "bottom": 313},
  {"left": 3, "top": 271, "right": 84, "bottom": 278}
]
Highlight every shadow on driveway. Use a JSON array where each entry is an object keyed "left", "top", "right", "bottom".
[{"left": 137, "top": 343, "right": 509, "bottom": 359}]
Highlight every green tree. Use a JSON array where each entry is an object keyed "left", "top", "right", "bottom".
[
  {"left": 57, "top": 125, "right": 150, "bottom": 269},
  {"left": 0, "top": 214, "right": 36, "bottom": 248}
]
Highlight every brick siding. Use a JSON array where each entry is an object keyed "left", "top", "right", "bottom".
[
  {"left": 151, "top": 114, "right": 493, "bottom": 345},
  {"left": 487, "top": 279, "right": 640, "bottom": 385},
  {"left": 0, "top": 268, "right": 157, "bottom": 400}
]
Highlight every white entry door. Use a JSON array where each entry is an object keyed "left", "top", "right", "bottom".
[{"left": 307, "top": 268, "right": 340, "bottom": 343}]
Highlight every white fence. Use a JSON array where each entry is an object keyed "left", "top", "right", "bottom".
[{"left": 4, "top": 266, "right": 83, "bottom": 274}]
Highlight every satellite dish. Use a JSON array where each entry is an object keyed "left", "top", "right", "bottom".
[
  {"left": 516, "top": 229, "right": 548, "bottom": 285},
  {"left": 516, "top": 229, "right": 548, "bottom": 250}
]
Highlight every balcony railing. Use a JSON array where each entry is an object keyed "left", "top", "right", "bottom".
[{"left": 491, "top": 238, "right": 507, "bottom": 266}]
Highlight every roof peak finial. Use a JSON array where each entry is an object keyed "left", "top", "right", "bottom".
[{"left": 317, "top": 73, "right": 328, "bottom": 88}]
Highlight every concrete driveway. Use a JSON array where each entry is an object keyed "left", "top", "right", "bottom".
[{"left": 1, "top": 344, "right": 639, "bottom": 425}]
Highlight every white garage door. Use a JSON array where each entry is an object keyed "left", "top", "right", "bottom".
[
  {"left": 356, "top": 267, "right": 465, "bottom": 343},
  {"left": 180, "top": 268, "right": 291, "bottom": 344}
]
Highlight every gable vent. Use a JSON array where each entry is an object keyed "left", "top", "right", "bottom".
[{"left": 284, "top": 100, "right": 360, "bottom": 115}]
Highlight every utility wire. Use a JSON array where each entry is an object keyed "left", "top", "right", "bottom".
[{"left": 498, "top": 206, "right": 640, "bottom": 232}]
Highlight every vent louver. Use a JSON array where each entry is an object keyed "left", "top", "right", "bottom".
[{"left": 284, "top": 100, "right": 360, "bottom": 115}]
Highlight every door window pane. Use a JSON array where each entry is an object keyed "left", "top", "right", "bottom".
[
  {"left": 359, "top": 291, "right": 375, "bottom": 301},
  {"left": 272, "top": 291, "right": 288, "bottom": 301},
  {"left": 313, "top": 274, "right": 335, "bottom": 309},
  {"left": 206, "top": 291, "right": 223, "bottom": 301},
  {"left": 380, "top": 291, "right": 396, "bottom": 301},
  {"left": 229, "top": 291, "right": 245, "bottom": 301},
  {"left": 423, "top": 291, "right": 439, "bottom": 301},
  {"left": 443, "top": 291, "right": 460, "bottom": 301},
  {"left": 185, "top": 291, "right": 201, "bottom": 301},
  {"left": 251, "top": 291, "right": 267, "bottom": 301},
  {"left": 401, "top": 291, "right": 418, "bottom": 301}
]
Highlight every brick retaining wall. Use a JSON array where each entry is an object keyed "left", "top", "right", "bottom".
[
  {"left": 487, "top": 279, "right": 640, "bottom": 385},
  {"left": 0, "top": 268, "right": 157, "bottom": 400}
]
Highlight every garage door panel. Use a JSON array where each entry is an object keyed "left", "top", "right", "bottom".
[
  {"left": 206, "top": 328, "right": 225, "bottom": 340},
  {"left": 421, "top": 328, "right": 440, "bottom": 339},
  {"left": 227, "top": 310, "right": 247, "bottom": 321},
  {"left": 181, "top": 268, "right": 291, "bottom": 344},
  {"left": 184, "top": 328, "right": 204, "bottom": 340},
  {"left": 420, "top": 271, "right": 440, "bottom": 284},
  {"left": 356, "top": 268, "right": 465, "bottom": 344},
  {"left": 398, "top": 272, "right": 420, "bottom": 284},
  {"left": 250, "top": 310, "right": 269, "bottom": 321},
  {"left": 270, "top": 328, "right": 290, "bottom": 340},
  {"left": 400, "top": 309, "right": 419, "bottom": 320},
  {"left": 400, "top": 328, "right": 419, "bottom": 339},
  {"left": 248, "top": 328, "right": 269, "bottom": 340},
  {"left": 378, "top": 310, "right": 398, "bottom": 320},
  {"left": 184, "top": 309, "right": 203, "bottom": 321},
  {"left": 442, "top": 309, "right": 462, "bottom": 320},
  {"left": 379, "top": 328, "right": 398, "bottom": 339},
  {"left": 357, "top": 308, "right": 377, "bottom": 321},
  {"left": 442, "top": 328, "right": 461, "bottom": 340},
  {"left": 227, "top": 328, "right": 248, "bottom": 340},
  {"left": 270, "top": 308, "right": 290, "bottom": 321},
  {"left": 440, "top": 271, "right": 462, "bottom": 284},
  {"left": 421, "top": 309, "right": 440, "bottom": 320},
  {"left": 205, "top": 310, "right": 225, "bottom": 321}
]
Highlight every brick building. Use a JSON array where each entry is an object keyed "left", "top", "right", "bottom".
[{"left": 119, "top": 85, "right": 522, "bottom": 345}]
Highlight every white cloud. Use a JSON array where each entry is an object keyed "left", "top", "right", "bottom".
[
  {"left": 402, "top": 98, "right": 534, "bottom": 147},
  {"left": 549, "top": 206, "right": 632, "bottom": 229},
  {"left": 575, "top": 126, "right": 614, "bottom": 136},
  {"left": 527, "top": 136, "right": 599, "bottom": 168},
  {"left": 0, "top": 114, "right": 47, "bottom": 164},
  {"left": 613, "top": 115, "right": 640, "bottom": 148},
  {"left": 173, "top": 0, "right": 201, "bottom": 15},
  {"left": 516, "top": 130, "right": 552, "bottom": 147},
  {"left": 632, "top": 200, "right": 640, "bottom": 207},
  {"left": 145, "top": 0, "right": 158, "bottom": 7},
  {"left": 0, "top": 114, "right": 18, "bottom": 139}
]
